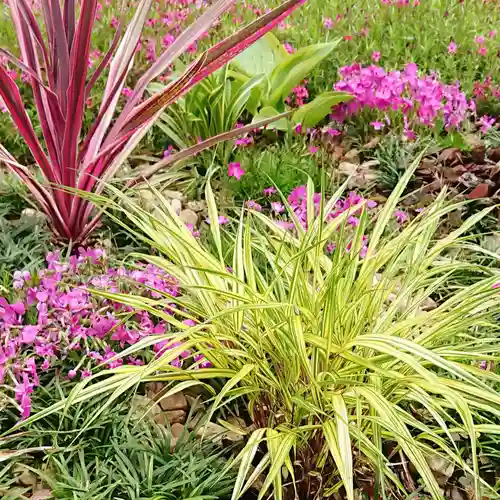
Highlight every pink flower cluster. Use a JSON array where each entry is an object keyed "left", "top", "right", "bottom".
[
  {"left": 1, "top": 248, "right": 209, "bottom": 419},
  {"left": 260, "top": 186, "right": 378, "bottom": 257},
  {"left": 332, "top": 63, "right": 469, "bottom": 134}
]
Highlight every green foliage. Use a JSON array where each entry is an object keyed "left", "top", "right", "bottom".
[
  {"left": 0, "top": 176, "right": 51, "bottom": 279},
  {"left": 225, "top": 140, "right": 323, "bottom": 203},
  {"left": 371, "top": 134, "right": 423, "bottom": 191},
  {"left": 150, "top": 68, "right": 264, "bottom": 160},
  {"left": 232, "top": 32, "right": 349, "bottom": 128},
  {"left": 0, "top": 380, "right": 236, "bottom": 500},
  {"left": 37, "top": 162, "right": 500, "bottom": 499}
]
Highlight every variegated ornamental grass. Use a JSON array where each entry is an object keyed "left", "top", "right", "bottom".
[
  {"left": 0, "top": 0, "right": 305, "bottom": 242},
  {"left": 19, "top": 160, "right": 500, "bottom": 499}
]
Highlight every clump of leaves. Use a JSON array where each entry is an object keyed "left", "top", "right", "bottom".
[
  {"left": 0, "top": 379, "right": 236, "bottom": 500},
  {"left": 372, "top": 134, "right": 423, "bottom": 191}
]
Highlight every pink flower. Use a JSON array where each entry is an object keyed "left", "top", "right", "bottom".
[
  {"left": 326, "top": 128, "right": 341, "bottom": 136},
  {"left": 283, "top": 42, "right": 295, "bottom": 54},
  {"left": 21, "top": 325, "right": 39, "bottom": 344},
  {"left": 370, "top": 121, "right": 385, "bottom": 130},
  {"left": 271, "top": 202, "right": 285, "bottom": 213},
  {"left": 479, "top": 115, "right": 495, "bottom": 134},
  {"left": 478, "top": 46, "right": 487, "bottom": 56},
  {"left": 489, "top": 30, "right": 496, "bottom": 39},
  {"left": 263, "top": 186, "right": 277, "bottom": 196},
  {"left": 394, "top": 209, "right": 408, "bottom": 224},
  {"left": 323, "top": 17, "right": 333, "bottom": 29},
  {"left": 121, "top": 87, "right": 133, "bottom": 98},
  {"left": 217, "top": 216, "right": 229, "bottom": 225},
  {"left": 246, "top": 200, "right": 262, "bottom": 211},
  {"left": 67, "top": 369, "right": 77, "bottom": 379},
  {"left": 309, "top": 145, "right": 319, "bottom": 154},
  {"left": 228, "top": 162, "right": 245, "bottom": 180},
  {"left": 474, "top": 35, "right": 486, "bottom": 44},
  {"left": 447, "top": 41, "right": 457, "bottom": 54},
  {"left": 371, "top": 51, "right": 381, "bottom": 62}
]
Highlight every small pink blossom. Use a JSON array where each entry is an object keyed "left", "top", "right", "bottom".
[
  {"left": 263, "top": 186, "right": 277, "bottom": 196},
  {"left": 478, "top": 46, "right": 487, "bottom": 56},
  {"left": 474, "top": 35, "right": 486, "bottom": 44},
  {"left": 371, "top": 121, "right": 385, "bottom": 130},
  {"left": 326, "top": 128, "right": 341, "bottom": 136},
  {"left": 271, "top": 202, "right": 285, "bottom": 213},
  {"left": 323, "top": 17, "right": 333, "bottom": 29},
  {"left": 447, "top": 41, "right": 457, "bottom": 54},
  {"left": 394, "top": 209, "right": 408, "bottom": 224},
  {"left": 308, "top": 145, "right": 319, "bottom": 154},
  {"left": 228, "top": 162, "right": 245, "bottom": 180},
  {"left": 479, "top": 115, "right": 495, "bottom": 134},
  {"left": 246, "top": 200, "right": 262, "bottom": 212},
  {"left": 283, "top": 42, "right": 295, "bottom": 54},
  {"left": 371, "top": 51, "right": 381, "bottom": 62}
]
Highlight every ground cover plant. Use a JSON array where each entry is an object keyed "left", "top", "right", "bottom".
[{"left": 0, "top": 0, "right": 499, "bottom": 499}]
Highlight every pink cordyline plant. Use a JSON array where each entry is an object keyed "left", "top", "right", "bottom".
[{"left": 0, "top": 0, "right": 306, "bottom": 243}]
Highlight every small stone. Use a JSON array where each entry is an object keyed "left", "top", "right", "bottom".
[
  {"left": 187, "top": 200, "right": 207, "bottom": 212},
  {"left": 153, "top": 412, "right": 167, "bottom": 426},
  {"left": 171, "top": 423, "right": 184, "bottom": 438},
  {"left": 487, "top": 147, "right": 500, "bottom": 163},
  {"left": 179, "top": 209, "right": 198, "bottom": 226},
  {"left": 20, "top": 208, "right": 47, "bottom": 224},
  {"left": 170, "top": 198, "right": 182, "bottom": 215},
  {"left": 426, "top": 454, "right": 454, "bottom": 486},
  {"left": 338, "top": 161, "right": 358, "bottom": 177},
  {"left": 145, "top": 382, "right": 164, "bottom": 397},
  {"left": 343, "top": 148, "right": 360, "bottom": 164},
  {"left": 166, "top": 410, "right": 186, "bottom": 424},
  {"left": 159, "top": 392, "right": 188, "bottom": 411},
  {"left": 13, "top": 466, "right": 37, "bottom": 487},
  {"left": 163, "top": 190, "right": 185, "bottom": 201},
  {"left": 363, "top": 137, "right": 380, "bottom": 149},
  {"left": 31, "top": 489, "right": 52, "bottom": 499},
  {"left": 449, "top": 486, "right": 466, "bottom": 500},
  {"left": 195, "top": 422, "right": 243, "bottom": 444}
]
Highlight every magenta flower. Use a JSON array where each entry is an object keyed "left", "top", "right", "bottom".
[
  {"left": 263, "top": 186, "right": 277, "bottom": 196},
  {"left": 371, "top": 51, "right": 381, "bottom": 62},
  {"left": 67, "top": 369, "right": 77, "bottom": 379},
  {"left": 283, "top": 42, "right": 295, "bottom": 54},
  {"left": 447, "top": 41, "right": 457, "bottom": 54},
  {"left": 394, "top": 209, "right": 409, "bottom": 224},
  {"left": 323, "top": 17, "right": 333, "bottom": 29},
  {"left": 246, "top": 200, "right": 262, "bottom": 212},
  {"left": 478, "top": 46, "right": 488, "bottom": 56},
  {"left": 474, "top": 35, "right": 486, "bottom": 44},
  {"left": 206, "top": 215, "right": 229, "bottom": 226},
  {"left": 479, "top": 115, "right": 495, "bottom": 134},
  {"left": 228, "top": 162, "right": 245, "bottom": 180},
  {"left": 271, "top": 202, "right": 285, "bottom": 214},
  {"left": 309, "top": 145, "right": 319, "bottom": 154},
  {"left": 326, "top": 128, "right": 341, "bottom": 136},
  {"left": 21, "top": 325, "right": 39, "bottom": 344},
  {"left": 371, "top": 121, "right": 385, "bottom": 131}
]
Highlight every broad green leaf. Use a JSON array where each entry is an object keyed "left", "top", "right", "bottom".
[
  {"left": 232, "top": 32, "right": 288, "bottom": 77},
  {"left": 267, "top": 41, "right": 339, "bottom": 107},
  {"left": 293, "top": 91, "right": 352, "bottom": 128}
]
